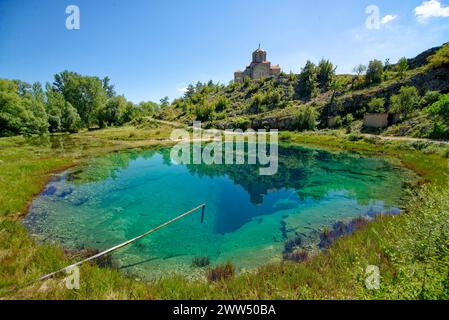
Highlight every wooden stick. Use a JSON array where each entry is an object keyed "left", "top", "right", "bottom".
[{"left": 37, "top": 204, "right": 206, "bottom": 282}]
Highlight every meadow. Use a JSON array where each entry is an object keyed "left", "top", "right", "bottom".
[{"left": 0, "top": 124, "right": 448, "bottom": 299}]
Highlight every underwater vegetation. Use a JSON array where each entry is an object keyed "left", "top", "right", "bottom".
[
  {"left": 191, "top": 256, "right": 211, "bottom": 268},
  {"left": 319, "top": 217, "right": 368, "bottom": 249}
]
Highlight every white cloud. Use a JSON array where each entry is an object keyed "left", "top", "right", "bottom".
[
  {"left": 177, "top": 87, "right": 188, "bottom": 93},
  {"left": 415, "top": 0, "right": 449, "bottom": 21},
  {"left": 381, "top": 14, "right": 397, "bottom": 25}
]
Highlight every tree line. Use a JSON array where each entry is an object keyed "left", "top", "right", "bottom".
[{"left": 0, "top": 71, "right": 159, "bottom": 136}]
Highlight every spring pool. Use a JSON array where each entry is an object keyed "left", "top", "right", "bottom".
[{"left": 24, "top": 144, "right": 414, "bottom": 279}]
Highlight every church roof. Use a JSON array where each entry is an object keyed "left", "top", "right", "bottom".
[{"left": 253, "top": 48, "right": 266, "bottom": 53}]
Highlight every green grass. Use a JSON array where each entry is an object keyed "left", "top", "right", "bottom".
[{"left": 0, "top": 126, "right": 448, "bottom": 299}]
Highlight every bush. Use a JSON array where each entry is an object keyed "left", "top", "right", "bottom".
[
  {"left": 233, "top": 117, "right": 251, "bottom": 130},
  {"left": 347, "top": 134, "right": 363, "bottom": 141},
  {"left": 343, "top": 114, "right": 354, "bottom": 126},
  {"left": 206, "top": 262, "right": 235, "bottom": 282},
  {"left": 215, "top": 96, "right": 230, "bottom": 112},
  {"left": 294, "top": 105, "right": 318, "bottom": 131},
  {"left": 421, "top": 91, "right": 441, "bottom": 108},
  {"left": 368, "top": 97, "right": 386, "bottom": 113},
  {"left": 333, "top": 115, "right": 343, "bottom": 128},
  {"left": 193, "top": 101, "right": 215, "bottom": 121},
  {"left": 387, "top": 185, "right": 449, "bottom": 299}
]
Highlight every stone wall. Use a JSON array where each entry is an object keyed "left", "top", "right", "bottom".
[{"left": 363, "top": 113, "right": 389, "bottom": 128}]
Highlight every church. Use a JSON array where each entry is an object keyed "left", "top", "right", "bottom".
[{"left": 234, "top": 46, "right": 281, "bottom": 83}]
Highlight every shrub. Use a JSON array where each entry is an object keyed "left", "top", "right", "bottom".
[
  {"left": 368, "top": 97, "right": 386, "bottom": 113},
  {"left": 206, "top": 262, "right": 235, "bottom": 282},
  {"left": 333, "top": 115, "right": 343, "bottom": 128},
  {"left": 233, "top": 117, "right": 251, "bottom": 130},
  {"left": 421, "top": 91, "right": 441, "bottom": 108},
  {"left": 193, "top": 101, "right": 215, "bottom": 121},
  {"left": 192, "top": 256, "right": 210, "bottom": 268},
  {"left": 387, "top": 185, "right": 449, "bottom": 299},
  {"left": 215, "top": 96, "right": 230, "bottom": 112},
  {"left": 343, "top": 114, "right": 354, "bottom": 126},
  {"left": 347, "top": 134, "right": 362, "bottom": 141},
  {"left": 294, "top": 105, "right": 318, "bottom": 131}
]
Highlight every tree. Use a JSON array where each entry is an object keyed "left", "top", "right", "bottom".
[
  {"left": 98, "top": 95, "right": 136, "bottom": 127},
  {"left": 184, "top": 84, "right": 195, "bottom": 99},
  {"left": 425, "top": 93, "right": 449, "bottom": 139},
  {"left": 160, "top": 96, "right": 170, "bottom": 108},
  {"left": 0, "top": 79, "right": 49, "bottom": 136},
  {"left": 317, "top": 59, "right": 336, "bottom": 91},
  {"left": 352, "top": 64, "right": 367, "bottom": 88},
  {"left": 426, "top": 93, "right": 449, "bottom": 123},
  {"left": 384, "top": 58, "right": 391, "bottom": 81},
  {"left": 53, "top": 71, "right": 107, "bottom": 128},
  {"left": 353, "top": 64, "right": 367, "bottom": 78},
  {"left": 365, "top": 60, "right": 384, "bottom": 85},
  {"left": 46, "top": 86, "right": 81, "bottom": 133},
  {"left": 102, "top": 76, "right": 116, "bottom": 98},
  {"left": 297, "top": 61, "right": 318, "bottom": 100},
  {"left": 61, "top": 102, "right": 82, "bottom": 132},
  {"left": 136, "top": 101, "right": 159, "bottom": 116},
  {"left": 390, "top": 86, "right": 421, "bottom": 119},
  {"left": 397, "top": 57, "right": 409, "bottom": 79},
  {"left": 368, "top": 97, "right": 386, "bottom": 113}
]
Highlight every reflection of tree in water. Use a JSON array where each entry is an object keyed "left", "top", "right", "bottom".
[
  {"left": 69, "top": 144, "right": 409, "bottom": 206},
  {"left": 184, "top": 145, "right": 407, "bottom": 206},
  {"left": 70, "top": 147, "right": 167, "bottom": 183}
]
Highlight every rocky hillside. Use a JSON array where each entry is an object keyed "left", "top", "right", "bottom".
[{"left": 157, "top": 43, "right": 449, "bottom": 137}]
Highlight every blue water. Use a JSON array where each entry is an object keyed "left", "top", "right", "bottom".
[{"left": 24, "top": 145, "right": 414, "bottom": 279}]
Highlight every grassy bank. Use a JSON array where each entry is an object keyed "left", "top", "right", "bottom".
[{"left": 0, "top": 125, "right": 448, "bottom": 299}]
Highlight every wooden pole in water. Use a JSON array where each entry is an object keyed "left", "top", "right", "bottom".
[
  {"left": 37, "top": 204, "right": 206, "bottom": 282},
  {"left": 201, "top": 205, "right": 206, "bottom": 224}
]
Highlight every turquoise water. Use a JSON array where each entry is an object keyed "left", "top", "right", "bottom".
[{"left": 24, "top": 144, "right": 413, "bottom": 279}]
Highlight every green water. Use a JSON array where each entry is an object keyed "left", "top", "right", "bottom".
[{"left": 24, "top": 144, "right": 413, "bottom": 279}]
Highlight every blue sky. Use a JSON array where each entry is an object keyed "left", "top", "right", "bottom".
[{"left": 0, "top": 0, "right": 448, "bottom": 103}]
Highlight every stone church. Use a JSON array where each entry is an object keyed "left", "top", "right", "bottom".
[{"left": 234, "top": 46, "right": 281, "bottom": 83}]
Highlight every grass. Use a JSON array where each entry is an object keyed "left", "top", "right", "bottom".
[{"left": 0, "top": 125, "right": 448, "bottom": 299}]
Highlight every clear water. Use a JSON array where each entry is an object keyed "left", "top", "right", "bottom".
[{"left": 24, "top": 144, "right": 414, "bottom": 279}]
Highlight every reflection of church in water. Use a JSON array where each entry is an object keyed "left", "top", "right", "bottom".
[{"left": 234, "top": 45, "right": 281, "bottom": 83}]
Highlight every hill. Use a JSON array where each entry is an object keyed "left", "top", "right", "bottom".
[{"left": 156, "top": 43, "right": 449, "bottom": 140}]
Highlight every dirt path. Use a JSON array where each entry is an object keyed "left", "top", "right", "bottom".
[{"left": 363, "top": 134, "right": 449, "bottom": 145}]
